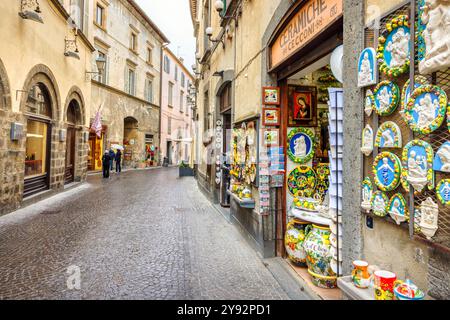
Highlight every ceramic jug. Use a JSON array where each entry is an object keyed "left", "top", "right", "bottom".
[
  {"left": 303, "top": 224, "right": 337, "bottom": 288},
  {"left": 285, "top": 219, "right": 311, "bottom": 266},
  {"left": 351, "top": 260, "right": 371, "bottom": 289}
]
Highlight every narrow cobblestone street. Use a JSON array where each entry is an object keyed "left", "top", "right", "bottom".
[{"left": 0, "top": 168, "right": 289, "bottom": 300}]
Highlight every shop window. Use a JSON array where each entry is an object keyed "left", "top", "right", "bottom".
[
  {"left": 25, "top": 120, "right": 48, "bottom": 178},
  {"left": 25, "top": 83, "right": 52, "bottom": 118}
]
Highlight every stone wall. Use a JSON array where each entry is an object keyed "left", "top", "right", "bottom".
[{"left": 428, "top": 249, "right": 450, "bottom": 299}]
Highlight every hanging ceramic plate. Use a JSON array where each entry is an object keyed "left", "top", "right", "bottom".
[
  {"left": 315, "top": 163, "right": 330, "bottom": 181},
  {"left": 371, "top": 191, "right": 389, "bottom": 217},
  {"left": 287, "top": 128, "right": 316, "bottom": 164},
  {"left": 373, "top": 81, "right": 400, "bottom": 116},
  {"left": 287, "top": 165, "right": 317, "bottom": 197},
  {"left": 372, "top": 152, "right": 402, "bottom": 191},
  {"left": 376, "top": 15, "right": 410, "bottom": 77},
  {"left": 400, "top": 76, "right": 430, "bottom": 111},
  {"left": 374, "top": 121, "right": 402, "bottom": 148},
  {"left": 433, "top": 141, "right": 450, "bottom": 173},
  {"left": 402, "top": 85, "right": 447, "bottom": 134},
  {"left": 436, "top": 179, "right": 450, "bottom": 206},
  {"left": 401, "top": 140, "right": 434, "bottom": 192},
  {"left": 388, "top": 193, "right": 408, "bottom": 225}
]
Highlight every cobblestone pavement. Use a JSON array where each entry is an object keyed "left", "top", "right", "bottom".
[{"left": 0, "top": 168, "right": 289, "bottom": 300}]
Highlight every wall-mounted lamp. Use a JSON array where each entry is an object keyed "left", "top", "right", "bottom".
[
  {"left": 86, "top": 56, "right": 107, "bottom": 79},
  {"left": 213, "top": 71, "right": 224, "bottom": 77},
  {"left": 19, "top": 0, "right": 43, "bottom": 23},
  {"left": 64, "top": 28, "right": 80, "bottom": 59},
  {"left": 191, "top": 64, "right": 202, "bottom": 77},
  {"left": 205, "top": 27, "right": 225, "bottom": 48}
]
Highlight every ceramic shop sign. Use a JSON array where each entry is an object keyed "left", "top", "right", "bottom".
[
  {"left": 372, "top": 152, "right": 402, "bottom": 192},
  {"left": 375, "top": 121, "right": 402, "bottom": 148},
  {"left": 371, "top": 191, "right": 389, "bottom": 217},
  {"left": 436, "top": 179, "right": 450, "bottom": 206},
  {"left": 365, "top": 89, "right": 375, "bottom": 117},
  {"left": 358, "top": 48, "right": 377, "bottom": 87},
  {"left": 287, "top": 165, "right": 317, "bottom": 197},
  {"left": 433, "top": 141, "right": 450, "bottom": 173},
  {"left": 400, "top": 76, "right": 430, "bottom": 111},
  {"left": 361, "top": 177, "right": 373, "bottom": 213},
  {"left": 287, "top": 127, "right": 316, "bottom": 163},
  {"left": 419, "top": 197, "right": 439, "bottom": 240},
  {"left": 388, "top": 193, "right": 408, "bottom": 225},
  {"left": 373, "top": 81, "right": 400, "bottom": 116},
  {"left": 417, "top": 0, "right": 450, "bottom": 74},
  {"left": 401, "top": 140, "right": 434, "bottom": 192},
  {"left": 402, "top": 85, "right": 447, "bottom": 134},
  {"left": 361, "top": 124, "right": 374, "bottom": 156},
  {"left": 377, "top": 15, "right": 410, "bottom": 77}
]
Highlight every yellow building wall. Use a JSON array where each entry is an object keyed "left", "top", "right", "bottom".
[{"left": 365, "top": 0, "right": 406, "bottom": 23}]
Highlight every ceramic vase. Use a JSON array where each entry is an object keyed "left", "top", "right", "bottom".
[
  {"left": 285, "top": 219, "right": 310, "bottom": 267},
  {"left": 351, "top": 260, "right": 371, "bottom": 289},
  {"left": 303, "top": 224, "right": 337, "bottom": 288}
]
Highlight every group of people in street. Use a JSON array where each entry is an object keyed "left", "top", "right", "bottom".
[{"left": 102, "top": 148, "right": 122, "bottom": 178}]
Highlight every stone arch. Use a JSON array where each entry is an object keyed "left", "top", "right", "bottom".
[
  {"left": 64, "top": 86, "right": 86, "bottom": 126},
  {"left": 20, "top": 64, "right": 61, "bottom": 121},
  {"left": 0, "top": 58, "right": 12, "bottom": 110}
]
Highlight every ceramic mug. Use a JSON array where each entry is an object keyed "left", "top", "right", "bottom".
[
  {"left": 351, "top": 260, "right": 371, "bottom": 289},
  {"left": 373, "top": 270, "right": 396, "bottom": 300}
]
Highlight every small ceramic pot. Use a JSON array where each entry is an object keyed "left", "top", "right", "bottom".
[
  {"left": 351, "top": 260, "right": 371, "bottom": 289},
  {"left": 373, "top": 270, "right": 396, "bottom": 300}
]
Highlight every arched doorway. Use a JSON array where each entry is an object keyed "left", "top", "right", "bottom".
[
  {"left": 24, "top": 83, "right": 52, "bottom": 197},
  {"left": 123, "top": 116, "right": 139, "bottom": 167},
  {"left": 65, "top": 99, "right": 82, "bottom": 184}
]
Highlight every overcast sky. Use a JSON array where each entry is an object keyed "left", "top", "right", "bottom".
[{"left": 135, "top": 0, "right": 196, "bottom": 71}]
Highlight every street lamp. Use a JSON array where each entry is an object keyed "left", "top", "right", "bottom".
[
  {"left": 19, "top": 0, "right": 43, "bottom": 23},
  {"left": 86, "top": 56, "right": 107, "bottom": 79},
  {"left": 205, "top": 27, "right": 225, "bottom": 48}
]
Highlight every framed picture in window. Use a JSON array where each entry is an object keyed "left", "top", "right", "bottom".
[
  {"left": 262, "top": 86, "right": 280, "bottom": 105},
  {"left": 262, "top": 107, "right": 280, "bottom": 126},
  {"left": 288, "top": 85, "right": 317, "bottom": 127}
]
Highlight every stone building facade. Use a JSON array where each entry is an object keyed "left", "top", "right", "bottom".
[{"left": 0, "top": 0, "right": 94, "bottom": 215}]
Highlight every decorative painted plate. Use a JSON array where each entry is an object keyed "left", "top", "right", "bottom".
[
  {"left": 433, "top": 141, "right": 450, "bottom": 173},
  {"left": 377, "top": 15, "right": 410, "bottom": 77},
  {"left": 287, "top": 128, "right": 316, "bottom": 164},
  {"left": 402, "top": 85, "right": 447, "bottom": 134},
  {"left": 315, "top": 163, "right": 330, "bottom": 181},
  {"left": 287, "top": 165, "right": 317, "bottom": 197},
  {"left": 372, "top": 152, "right": 402, "bottom": 191},
  {"left": 373, "top": 81, "right": 400, "bottom": 116},
  {"left": 371, "top": 191, "right": 389, "bottom": 217},
  {"left": 375, "top": 121, "right": 402, "bottom": 148},
  {"left": 388, "top": 193, "right": 408, "bottom": 225},
  {"left": 436, "top": 179, "right": 450, "bottom": 206},
  {"left": 400, "top": 76, "right": 430, "bottom": 110},
  {"left": 401, "top": 140, "right": 434, "bottom": 192}
]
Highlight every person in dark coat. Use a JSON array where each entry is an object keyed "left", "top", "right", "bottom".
[
  {"left": 115, "top": 149, "right": 122, "bottom": 173},
  {"left": 102, "top": 151, "right": 111, "bottom": 178},
  {"left": 108, "top": 148, "right": 115, "bottom": 171}
]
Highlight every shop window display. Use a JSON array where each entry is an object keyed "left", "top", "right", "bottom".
[{"left": 25, "top": 120, "right": 48, "bottom": 177}]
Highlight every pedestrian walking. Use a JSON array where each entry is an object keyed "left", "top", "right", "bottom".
[
  {"left": 115, "top": 149, "right": 122, "bottom": 173},
  {"left": 109, "top": 148, "right": 115, "bottom": 171},
  {"left": 102, "top": 151, "right": 111, "bottom": 178}
]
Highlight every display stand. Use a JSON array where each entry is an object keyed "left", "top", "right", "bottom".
[
  {"left": 337, "top": 276, "right": 375, "bottom": 300},
  {"left": 290, "top": 207, "right": 331, "bottom": 226},
  {"left": 227, "top": 190, "right": 256, "bottom": 209}
]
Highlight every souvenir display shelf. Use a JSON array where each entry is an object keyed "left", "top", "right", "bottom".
[
  {"left": 226, "top": 190, "right": 255, "bottom": 209},
  {"left": 362, "top": 1, "right": 450, "bottom": 251}
]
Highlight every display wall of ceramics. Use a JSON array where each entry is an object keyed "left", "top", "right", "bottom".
[
  {"left": 371, "top": 191, "right": 389, "bottom": 217},
  {"left": 400, "top": 76, "right": 430, "bottom": 111},
  {"left": 375, "top": 121, "right": 402, "bottom": 148},
  {"left": 358, "top": 47, "right": 377, "bottom": 87},
  {"left": 361, "top": 177, "right": 373, "bottom": 213},
  {"left": 373, "top": 81, "right": 400, "bottom": 116},
  {"left": 377, "top": 14, "right": 410, "bottom": 77},
  {"left": 401, "top": 140, "right": 434, "bottom": 192},
  {"left": 402, "top": 85, "right": 447, "bottom": 134},
  {"left": 419, "top": 197, "right": 439, "bottom": 240},
  {"left": 406, "top": 209, "right": 422, "bottom": 234},
  {"left": 373, "top": 152, "right": 402, "bottom": 192},
  {"left": 361, "top": 124, "right": 374, "bottom": 156},
  {"left": 285, "top": 219, "right": 310, "bottom": 266},
  {"left": 433, "top": 141, "right": 450, "bottom": 173},
  {"left": 436, "top": 179, "right": 450, "bottom": 206},
  {"left": 388, "top": 193, "right": 408, "bottom": 225},
  {"left": 287, "top": 165, "right": 317, "bottom": 197},
  {"left": 365, "top": 89, "right": 375, "bottom": 117},
  {"left": 287, "top": 127, "right": 316, "bottom": 164},
  {"left": 417, "top": 0, "right": 450, "bottom": 74}
]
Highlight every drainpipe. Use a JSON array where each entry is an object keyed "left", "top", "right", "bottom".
[{"left": 159, "top": 44, "right": 169, "bottom": 165}]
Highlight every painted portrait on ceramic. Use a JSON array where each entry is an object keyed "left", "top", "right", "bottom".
[
  {"left": 361, "top": 177, "right": 373, "bottom": 213},
  {"left": 262, "top": 86, "right": 280, "bottom": 105},
  {"left": 361, "top": 124, "right": 374, "bottom": 156},
  {"left": 375, "top": 121, "right": 402, "bottom": 148},
  {"left": 417, "top": 0, "right": 450, "bottom": 74},
  {"left": 388, "top": 193, "right": 408, "bottom": 225},
  {"left": 287, "top": 165, "right": 317, "bottom": 197},
  {"left": 287, "top": 128, "right": 316, "bottom": 163},
  {"left": 433, "top": 141, "right": 450, "bottom": 173},
  {"left": 358, "top": 47, "right": 377, "bottom": 87},
  {"left": 436, "top": 179, "right": 450, "bottom": 206},
  {"left": 372, "top": 152, "right": 402, "bottom": 192},
  {"left": 373, "top": 81, "right": 400, "bottom": 116},
  {"left": 377, "top": 15, "right": 410, "bottom": 77},
  {"left": 402, "top": 85, "right": 447, "bottom": 134},
  {"left": 401, "top": 140, "right": 434, "bottom": 192},
  {"left": 365, "top": 89, "right": 375, "bottom": 116},
  {"left": 371, "top": 191, "right": 389, "bottom": 217},
  {"left": 400, "top": 76, "right": 430, "bottom": 111}
]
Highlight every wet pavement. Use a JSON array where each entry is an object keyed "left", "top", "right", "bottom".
[{"left": 0, "top": 167, "right": 289, "bottom": 300}]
